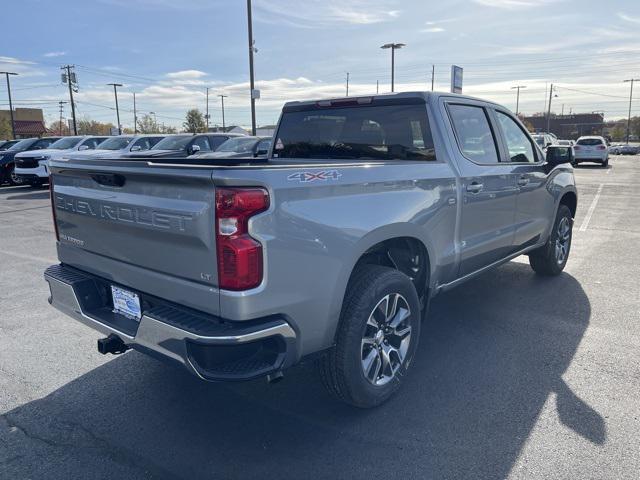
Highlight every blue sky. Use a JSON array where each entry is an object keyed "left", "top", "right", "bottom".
[{"left": 1, "top": 0, "right": 639, "bottom": 129}]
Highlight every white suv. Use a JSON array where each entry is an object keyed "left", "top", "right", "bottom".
[
  {"left": 574, "top": 136, "right": 609, "bottom": 167},
  {"left": 14, "top": 136, "right": 107, "bottom": 185}
]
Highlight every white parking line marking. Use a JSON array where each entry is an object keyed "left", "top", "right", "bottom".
[{"left": 579, "top": 184, "right": 604, "bottom": 232}]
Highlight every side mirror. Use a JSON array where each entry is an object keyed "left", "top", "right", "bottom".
[
  {"left": 78, "top": 145, "right": 89, "bottom": 151},
  {"left": 130, "top": 145, "right": 142, "bottom": 152},
  {"left": 546, "top": 145, "right": 573, "bottom": 168},
  {"left": 189, "top": 144, "right": 201, "bottom": 154},
  {"left": 255, "top": 148, "right": 268, "bottom": 157}
]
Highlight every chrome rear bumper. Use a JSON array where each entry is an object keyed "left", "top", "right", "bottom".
[{"left": 45, "top": 264, "right": 297, "bottom": 381}]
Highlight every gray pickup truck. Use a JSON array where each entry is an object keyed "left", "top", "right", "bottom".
[{"left": 45, "top": 92, "right": 577, "bottom": 407}]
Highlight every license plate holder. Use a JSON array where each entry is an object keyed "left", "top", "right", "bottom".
[{"left": 111, "top": 285, "right": 142, "bottom": 321}]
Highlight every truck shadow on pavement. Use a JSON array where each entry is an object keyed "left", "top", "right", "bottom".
[{"left": 1, "top": 262, "right": 602, "bottom": 479}]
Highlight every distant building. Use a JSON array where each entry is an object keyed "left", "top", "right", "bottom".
[
  {"left": 208, "top": 125, "right": 249, "bottom": 135},
  {"left": 0, "top": 108, "right": 46, "bottom": 138},
  {"left": 522, "top": 113, "right": 604, "bottom": 139},
  {"left": 256, "top": 125, "right": 276, "bottom": 137}
]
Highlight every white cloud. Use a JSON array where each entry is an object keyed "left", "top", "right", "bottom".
[
  {"left": 422, "top": 27, "right": 445, "bottom": 33},
  {"left": 474, "top": 0, "right": 559, "bottom": 9},
  {"left": 166, "top": 70, "right": 208, "bottom": 79},
  {"left": 618, "top": 12, "right": 640, "bottom": 24},
  {"left": 255, "top": 0, "right": 401, "bottom": 27},
  {"left": 43, "top": 51, "right": 67, "bottom": 58}
]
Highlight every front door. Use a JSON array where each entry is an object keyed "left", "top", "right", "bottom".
[{"left": 445, "top": 102, "right": 519, "bottom": 277}]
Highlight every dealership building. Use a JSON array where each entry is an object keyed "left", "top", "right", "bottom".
[{"left": 0, "top": 108, "right": 46, "bottom": 138}]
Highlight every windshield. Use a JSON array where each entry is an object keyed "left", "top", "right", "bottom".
[
  {"left": 8, "top": 139, "right": 36, "bottom": 151},
  {"left": 216, "top": 137, "right": 258, "bottom": 153},
  {"left": 96, "top": 136, "right": 134, "bottom": 150},
  {"left": 577, "top": 138, "right": 603, "bottom": 146},
  {"left": 533, "top": 135, "right": 545, "bottom": 146},
  {"left": 0, "top": 140, "right": 19, "bottom": 150},
  {"left": 152, "top": 135, "right": 192, "bottom": 150},
  {"left": 49, "top": 137, "right": 83, "bottom": 150},
  {"left": 558, "top": 140, "right": 571, "bottom": 145},
  {"left": 275, "top": 102, "right": 436, "bottom": 161}
]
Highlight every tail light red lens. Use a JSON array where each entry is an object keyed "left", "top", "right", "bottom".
[
  {"left": 49, "top": 176, "right": 59, "bottom": 241},
  {"left": 597, "top": 145, "right": 606, "bottom": 150},
  {"left": 574, "top": 146, "right": 581, "bottom": 150},
  {"left": 215, "top": 187, "right": 269, "bottom": 290}
]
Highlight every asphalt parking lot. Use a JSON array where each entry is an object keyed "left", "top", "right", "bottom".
[{"left": 1, "top": 156, "right": 639, "bottom": 480}]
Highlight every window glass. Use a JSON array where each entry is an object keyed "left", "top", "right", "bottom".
[
  {"left": 193, "top": 136, "right": 211, "bottom": 151},
  {"left": 274, "top": 103, "right": 436, "bottom": 161},
  {"left": 216, "top": 137, "right": 258, "bottom": 153},
  {"left": 256, "top": 139, "right": 271, "bottom": 152},
  {"left": 152, "top": 135, "right": 192, "bottom": 150},
  {"left": 577, "top": 138, "right": 603, "bottom": 146},
  {"left": 209, "top": 136, "right": 229, "bottom": 150},
  {"left": 31, "top": 138, "right": 59, "bottom": 149},
  {"left": 496, "top": 111, "right": 536, "bottom": 163},
  {"left": 448, "top": 104, "right": 499, "bottom": 163},
  {"left": 97, "top": 137, "right": 133, "bottom": 150},
  {"left": 132, "top": 138, "right": 152, "bottom": 151},
  {"left": 49, "top": 137, "right": 83, "bottom": 150}
]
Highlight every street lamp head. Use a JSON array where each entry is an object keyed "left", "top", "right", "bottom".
[{"left": 380, "top": 43, "right": 405, "bottom": 49}]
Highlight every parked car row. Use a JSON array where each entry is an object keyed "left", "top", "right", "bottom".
[
  {"left": 609, "top": 144, "right": 639, "bottom": 155},
  {"left": 1, "top": 132, "right": 273, "bottom": 186}
]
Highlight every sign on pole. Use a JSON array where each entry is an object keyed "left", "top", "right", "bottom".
[{"left": 451, "top": 65, "right": 463, "bottom": 94}]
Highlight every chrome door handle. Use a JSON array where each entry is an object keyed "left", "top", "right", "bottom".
[
  {"left": 517, "top": 176, "right": 530, "bottom": 187},
  {"left": 466, "top": 182, "right": 484, "bottom": 193}
]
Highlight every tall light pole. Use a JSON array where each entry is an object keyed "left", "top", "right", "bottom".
[
  {"left": 380, "top": 43, "right": 405, "bottom": 93},
  {"left": 345, "top": 72, "right": 349, "bottom": 96},
  {"left": 133, "top": 92, "right": 138, "bottom": 134},
  {"left": 431, "top": 64, "right": 435, "bottom": 91},
  {"left": 0, "top": 71, "right": 18, "bottom": 139},
  {"left": 246, "top": 0, "right": 257, "bottom": 135},
  {"left": 107, "top": 83, "right": 123, "bottom": 134},
  {"left": 624, "top": 78, "right": 639, "bottom": 144},
  {"left": 546, "top": 83, "right": 556, "bottom": 134},
  {"left": 57, "top": 101, "right": 67, "bottom": 135},
  {"left": 218, "top": 94, "right": 227, "bottom": 129},
  {"left": 205, "top": 87, "right": 211, "bottom": 130},
  {"left": 511, "top": 85, "right": 527, "bottom": 116}
]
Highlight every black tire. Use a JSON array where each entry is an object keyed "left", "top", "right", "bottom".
[
  {"left": 319, "top": 265, "right": 421, "bottom": 408},
  {"left": 603, "top": 158, "right": 609, "bottom": 167},
  {"left": 7, "top": 163, "right": 21, "bottom": 186},
  {"left": 529, "top": 204, "right": 573, "bottom": 276}
]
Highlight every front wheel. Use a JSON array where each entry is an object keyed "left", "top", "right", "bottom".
[
  {"left": 529, "top": 204, "right": 573, "bottom": 276},
  {"left": 319, "top": 265, "right": 421, "bottom": 408},
  {"left": 8, "top": 164, "right": 22, "bottom": 186}
]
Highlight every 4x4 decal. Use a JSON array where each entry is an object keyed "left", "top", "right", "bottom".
[{"left": 287, "top": 170, "right": 342, "bottom": 183}]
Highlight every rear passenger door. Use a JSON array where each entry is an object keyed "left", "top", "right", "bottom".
[
  {"left": 493, "top": 109, "right": 556, "bottom": 249},
  {"left": 445, "top": 101, "right": 520, "bottom": 277}
]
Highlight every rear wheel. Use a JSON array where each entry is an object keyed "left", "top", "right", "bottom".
[
  {"left": 603, "top": 158, "right": 609, "bottom": 167},
  {"left": 8, "top": 164, "right": 21, "bottom": 186},
  {"left": 529, "top": 204, "right": 573, "bottom": 276},
  {"left": 319, "top": 265, "right": 421, "bottom": 408}
]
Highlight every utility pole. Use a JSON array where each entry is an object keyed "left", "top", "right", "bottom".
[
  {"left": 380, "top": 43, "right": 405, "bottom": 93},
  {"left": 376, "top": 80, "right": 379, "bottom": 94},
  {"left": 0, "top": 71, "right": 18, "bottom": 139},
  {"left": 107, "top": 83, "right": 123, "bottom": 134},
  {"left": 624, "top": 78, "right": 639, "bottom": 144},
  {"left": 561, "top": 104, "right": 564, "bottom": 116},
  {"left": 205, "top": 87, "right": 210, "bottom": 130},
  {"left": 511, "top": 85, "right": 527, "bottom": 116},
  {"left": 218, "top": 94, "right": 227, "bottom": 129},
  {"left": 431, "top": 64, "right": 435, "bottom": 91},
  {"left": 133, "top": 92, "right": 138, "bottom": 134},
  {"left": 57, "top": 101, "right": 67, "bottom": 135},
  {"left": 246, "top": 0, "right": 257, "bottom": 135},
  {"left": 61, "top": 65, "right": 78, "bottom": 135},
  {"left": 546, "top": 83, "right": 555, "bottom": 134},
  {"left": 345, "top": 72, "right": 349, "bottom": 96}
]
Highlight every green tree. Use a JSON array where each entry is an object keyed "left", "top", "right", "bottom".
[
  {"left": 137, "top": 114, "right": 159, "bottom": 134},
  {"left": 0, "top": 118, "right": 13, "bottom": 139},
  {"left": 183, "top": 109, "right": 206, "bottom": 133},
  {"left": 77, "top": 118, "right": 115, "bottom": 135}
]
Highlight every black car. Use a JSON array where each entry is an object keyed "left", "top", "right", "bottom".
[
  {"left": 125, "top": 133, "right": 242, "bottom": 159},
  {"left": 0, "top": 140, "right": 20, "bottom": 151},
  {"left": 189, "top": 136, "right": 272, "bottom": 160},
  {"left": 0, "top": 137, "right": 62, "bottom": 186}
]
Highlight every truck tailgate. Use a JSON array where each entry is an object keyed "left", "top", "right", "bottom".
[{"left": 50, "top": 159, "right": 220, "bottom": 315}]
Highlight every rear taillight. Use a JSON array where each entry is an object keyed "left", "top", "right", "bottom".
[
  {"left": 215, "top": 187, "right": 269, "bottom": 290},
  {"left": 597, "top": 145, "right": 606, "bottom": 150},
  {"left": 574, "top": 146, "right": 581, "bottom": 150},
  {"left": 49, "top": 176, "right": 59, "bottom": 241}
]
